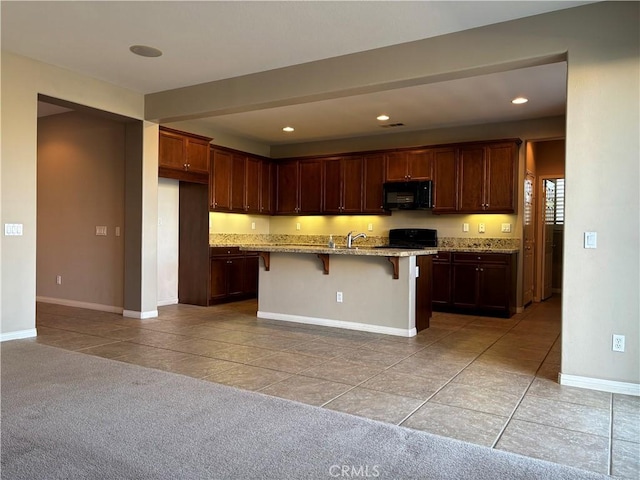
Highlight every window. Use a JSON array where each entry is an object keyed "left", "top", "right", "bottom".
[{"left": 544, "top": 178, "right": 565, "bottom": 225}]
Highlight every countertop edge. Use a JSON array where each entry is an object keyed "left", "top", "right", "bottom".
[{"left": 212, "top": 244, "right": 519, "bottom": 255}]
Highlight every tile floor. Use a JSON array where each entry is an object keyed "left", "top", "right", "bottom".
[{"left": 30, "top": 297, "right": 639, "bottom": 478}]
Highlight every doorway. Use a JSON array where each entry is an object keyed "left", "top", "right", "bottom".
[{"left": 523, "top": 139, "right": 565, "bottom": 304}]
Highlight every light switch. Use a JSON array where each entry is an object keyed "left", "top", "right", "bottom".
[
  {"left": 96, "top": 226, "right": 107, "bottom": 236},
  {"left": 584, "top": 231, "right": 597, "bottom": 249},
  {"left": 501, "top": 223, "right": 512, "bottom": 233},
  {"left": 251, "top": 222, "right": 256, "bottom": 230},
  {"left": 463, "top": 223, "right": 469, "bottom": 232},
  {"left": 115, "top": 226, "right": 121, "bottom": 237},
  {"left": 4, "top": 223, "right": 23, "bottom": 236}
]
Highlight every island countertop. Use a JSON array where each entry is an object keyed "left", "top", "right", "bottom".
[{"left": 238, "top": 244, "right": 437, "bottom": 257}]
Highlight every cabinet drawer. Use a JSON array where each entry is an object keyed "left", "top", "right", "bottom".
[
  {"left": 452, "top": 252, "right": 509, "bottom": 264},
  {"left": 432, "top": 252, "right": 451, "bottom": 262},
  {"left": 210, "top": 246, "right": 241, "bottom": 257}
]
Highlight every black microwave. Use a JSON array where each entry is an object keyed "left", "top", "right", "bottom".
[{"left": 383, "top": 181, "right": 433, "bottom": 210}]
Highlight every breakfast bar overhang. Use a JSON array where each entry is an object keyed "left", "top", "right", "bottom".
[{"left": 241, "top": 245, "right": 437, "bottom": 337}]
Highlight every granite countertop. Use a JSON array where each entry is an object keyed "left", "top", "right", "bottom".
[{"left": 237, "top": 244, "right": 437, "bottom": 257}]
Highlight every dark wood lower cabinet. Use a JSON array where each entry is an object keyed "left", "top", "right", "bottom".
[
  {"left": 433, "top": 251, "right": 516, "bottom": 318},
  {"left": 209, "top": 247, "right": 259, "bottom": 304},
  {"left": 415, "top": 255, "right": 433, "bottom": 332}
]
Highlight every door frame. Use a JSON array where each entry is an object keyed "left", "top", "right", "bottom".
[{"left": 535, "top": 175, "right": 564, "bottom": 301}]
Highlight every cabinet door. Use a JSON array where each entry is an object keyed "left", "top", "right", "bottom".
[
  {"left": 406, "top": 149, "right": 432, "bottom": 180},
  {"left": 323, "top": 157, "right": 343, "bottom": 214},
  {"left": 211, "top": 149, "right": 232, "bottom": 211},
  {"left": 363, "top": 153, "right": 386, "bottom": 214},
  {"left": 341, "top": 156, "right": 364, "bottom": 213},
  {"left": 210, "top": 257, "right": 229, "bottom": 301},
  {"left": 260, "top": 159, "right": 273, "bottom": 214},
  {"left": 159, "top": 130, "right": 185, "bottom": 171},
  {"left": 385, "top": 152, "right": 408, "bottom": 181},
  {"left": 432, "top": 148, "right": 457, "bottom": 213},
  {"left": 485, "top": 143, "right": 516, "bottom": 213},
  {"left": 452, "top": 263, "right": 478, "bottom": 308},
  {"left": 415, "top": 255, "right": 433, "bottom": 332},
  {"left": 227, "top": 257, "right": 245, "bottom": 297},
  {"left": 275, "top": 160, "right": 299, "bottom": 214},
  {"left": 458, "top": 146, "right": 486, "bottom": 212},
  {"left": 432, "top": 254, "right": 452, "bottom": 306},
  {"left": 231, "top": 153, "right": 247, "bottom": 212},
  {"left": 298, "top": 159, "right": 323, "bottom": 214},
  {"left": 477, "top": 263, "right": 510, "bottom": 312},
  {"left": 245, "top": 156, "right": 261, "bottom": 214},
  {"left": 244, "top": 255, "right": 259, "bottom": 296},
  {"left": 186, "top": 138, "right": 210, "bottom": 175}
]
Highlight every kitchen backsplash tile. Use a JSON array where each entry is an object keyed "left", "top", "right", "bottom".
[{"left": 210, "top": 233, "right": 520, "bottom": 251}]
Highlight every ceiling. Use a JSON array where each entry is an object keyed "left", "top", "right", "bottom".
[{"left": 3, "top": 1, "right": 586, "bottom": 145}]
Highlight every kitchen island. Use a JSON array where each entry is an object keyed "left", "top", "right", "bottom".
[{"left": 240, "top": 245, "right": 437, "bottom": 337}]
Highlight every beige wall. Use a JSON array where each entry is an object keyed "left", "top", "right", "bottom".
[
  {"left": 157, "top": 178, "right": 179, "bottom": 306},
  {"left": 37, "top": 111, "right": 125, "bottom": 309},
  {"left": 534, "top": 140, "right": 565, "bottom": 177},
  {"left": 147, "top": 2, "right": 640, "bottom": 389},
  {"left": 1, "top": 51, "right": 155, "bottom": 337}
]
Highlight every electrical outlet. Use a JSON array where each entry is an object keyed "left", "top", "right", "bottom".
[
  {"left": 56, "top": 275, "right": 62, "bottom": 285},
  {"left": 115, "top": 226, "right": 121, "bottom": 237},
  {"left": 296, "top": 223, "right": 301, "bottom": 231},
  {"left": 251, "top": 222, "right": 256, "bottom": 230},
  {"left": 463, "top": 223, "right": 469, "bottom": 232},
  {"left": 336, "top": 292, "right": 343, "bottom": 303},
  {"left": 368, "top": 223, "right": 373, "bottom": 232},
  {"left": 478, "top": 223, "right": 486, "bottom": 233},
  {"left": 613, "top": 334, "right": 625, "bottom": 352}
]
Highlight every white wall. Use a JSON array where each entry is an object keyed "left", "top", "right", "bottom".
[{"left": 157, "top": 178, "right": 179, "bottom": 306}]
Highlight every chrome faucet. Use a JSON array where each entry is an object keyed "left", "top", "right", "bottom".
[{"left": 346, "top": 231, "right": 367, "bottom": 248}]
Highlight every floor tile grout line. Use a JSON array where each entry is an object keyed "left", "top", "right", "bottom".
[
  {"left": 397, "top": 314, "right": 536, "bottom": 428},
  {"left": 489, "top": 331, "right": 560, "bottom": 449}
]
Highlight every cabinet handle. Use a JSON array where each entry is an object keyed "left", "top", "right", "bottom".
[
  {"left": 477, "top": 256, "right": 481, "bottom": 260},
  {"left": 480, "top": 268, "right": 484, "bottom": 272}
]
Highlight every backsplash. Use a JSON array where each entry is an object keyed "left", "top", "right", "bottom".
[{"left": 209, "top": 233, "right": 520, "bottom": 251}]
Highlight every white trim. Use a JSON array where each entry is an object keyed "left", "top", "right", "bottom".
[
  {"left": 559, "top": 373, "right": 640, "bottom": 396},
  {"left": 157, "top": 298, "right": 178, "bottom": 307},
  {"left": 123, "top": 309, "right": 158, "bottom": 319},
  {"left": 36, "top": 296, "right": 123, "bottom": 314},
  {"left": 516, "top": 306, "right": 524, "bottom": 314},
  {"left": 1, "top": 329, "right": 38, "bottom": 342},
  {"left": 257, "top": 311, "right": 416, "bottom": 337}
]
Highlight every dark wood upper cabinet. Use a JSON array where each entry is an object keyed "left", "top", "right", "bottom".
[
  {"left": 245, "top": 156, "right": 262, "bottom": 214},
  {"left": 299, "top": 159, "right": 323, "bottom": 214},
  {"left": 231, "top": 153, "right": 247, "bottom": 213},
  {"left": 322, "top": 156, "right": 363, "bottom": 214},
  {"left": 210, "top": 148, "right": 232, "bottom": 211},
  {"left": 485, "top": 142, "right": 517, "bottom": 212},
  {"left": 432, "top": 148, "right": 458, "bottom": 214},
  {"left": 458, "top": 141, "right": 518, "bottom": 214},
  {"left": 362, "top": 153, "right": 386, "bottom": 214},
  {"left": 259, "top": 159, "right": 273, "bottom": 215},
  {"left": 385, "top": 149, "right": 432, "bottom": 182},
  {"left": 159, "top": 127, "right": 211, "bottom": 184},
  {"left": 275, "top": 160, "right": 299, "bottom": 214}
]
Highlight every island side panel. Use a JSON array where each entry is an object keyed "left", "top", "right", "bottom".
[{"left": 257, "top": 253, "right": 417, "bottom": 337}]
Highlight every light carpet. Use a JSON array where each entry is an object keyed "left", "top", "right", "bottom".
[{"left": 1, "top": 341, "right": 607, "bottom": 479}]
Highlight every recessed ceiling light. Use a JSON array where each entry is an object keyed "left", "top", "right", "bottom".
[
  {"left": 511, "top": 97, "right": 529, "bottom": 105},
  {"left": 129, "top": 45, "right": 163, "bottom": 58},
  {"left": 282, "top": 126, "right": 295, "bottom": 132},
  {"left": 377, "top": 114, "right": 390, "bottom": 121}
]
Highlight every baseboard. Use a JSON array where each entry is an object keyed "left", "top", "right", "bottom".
[
  {"left": 157, "top": 299, "right": 178, "bottom": 307},
  {"left": 123, "top": 310, "right": 158, "bottom": 319},
  {"left": 257, "top": 311, "right": 416, "bottom": 337},
  {"left": 36, "top": 296, "right": 123, "bottom": 314},
  {"left": 1, "top": 329, "right": 37, "bottom": 342},
  {"left": 559, "top": 373, "right": 640, "bottom": 396},
  {"left": 516, "top": 306, "right": 524, "bottom": 314}
]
